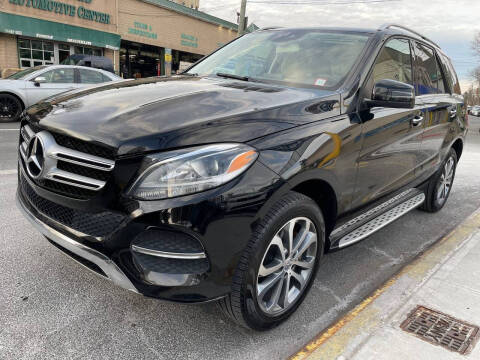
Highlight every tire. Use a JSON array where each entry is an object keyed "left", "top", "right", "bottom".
[
  {"left": 218, "top": 191, "right": 325, "bottom": 330},
  {"left": 0, "top": 94, "right": 23, "bottom": 123},
  {"left": 420, "top": 148, "right": 458, "bottom": 213}
]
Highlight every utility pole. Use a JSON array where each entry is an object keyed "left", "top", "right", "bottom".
[{"left": 238, "top": 0, "right": 247, "bottom": 36}]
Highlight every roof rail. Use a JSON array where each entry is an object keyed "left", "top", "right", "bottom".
[{"left": 378, "top": 24, "right": 440, "bottom": 48}]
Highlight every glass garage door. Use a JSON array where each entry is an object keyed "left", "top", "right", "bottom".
[{"left": 18, "top": 38, "right": 55, "bottom": 68}]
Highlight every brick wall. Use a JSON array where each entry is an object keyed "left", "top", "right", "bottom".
[
  {"left": 0, "top": 34, "right": 19, "bottom": 76},
  {"left": 119, "top": 0, "right": 237, "bottom": 55}
]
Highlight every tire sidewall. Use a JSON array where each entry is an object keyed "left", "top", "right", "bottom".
[
  {"left": 428, "top": 149, "right": 458, "bottom": 212},
  {"left": 241, "top": 195, "right": 325, "bottom": 329}
]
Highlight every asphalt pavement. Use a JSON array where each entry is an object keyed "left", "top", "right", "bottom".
[{"left": 0, "top": 117, "right": 479, "bottom": 360}]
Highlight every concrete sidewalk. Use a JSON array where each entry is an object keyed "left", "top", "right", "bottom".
[{"left": 292, "top": 208, "right": 480, "bottom": 360}]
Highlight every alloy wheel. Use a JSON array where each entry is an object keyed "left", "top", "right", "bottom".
[
  {"left": 0, "top": 96, "right": 20, "bottom": 120},
  {"left": 436, "top": 156, "right": 455, "bottom": 205},
  {"left": 256, "top": 217, "right": 317, "bottom": 315}
]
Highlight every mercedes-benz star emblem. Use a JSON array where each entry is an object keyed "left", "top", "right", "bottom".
[{"left": 26, "top": 136, "right": 45, "bottom": 179}]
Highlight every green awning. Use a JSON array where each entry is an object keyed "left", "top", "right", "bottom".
[{"left": 0, "top": 12, "right": 120, "bottom": 50}]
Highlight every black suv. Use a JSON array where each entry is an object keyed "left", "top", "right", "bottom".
[{"left": 17, "top": 25, "right": 467, "bottom": 330}]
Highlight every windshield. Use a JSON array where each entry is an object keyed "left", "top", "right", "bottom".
[
  {"left": 187, "top": 30, "right": 370, "bottom": 89},
  {"left": 7, "top": 66, "right": 47, "bottom": 80}
]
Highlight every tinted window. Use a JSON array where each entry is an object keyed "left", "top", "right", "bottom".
[
  {"left": 371, "top": 38, "right": 412, "bottom": 85},
  {"left": 41, "top": 68, "right": 75, "bottom": 84},
  {"left": 413, "top": 42, "right": 445, "bottom": 95},
  {"left": 79, "top": 69, "right": 105, "bottom": 84},
  {"left": 439, "top": 54, "right": 461, "bottom": 95},
  {"left": 435, "top": 56, "right": 446, "bottom": 94},
  {"left": 187, "top": 30, "right": 370, "bottom": 89}
]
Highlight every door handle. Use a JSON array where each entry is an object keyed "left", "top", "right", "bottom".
[{"left": 412, "top": 115, "right": 423, "bottom": 127}]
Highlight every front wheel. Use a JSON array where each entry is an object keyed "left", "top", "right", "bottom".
[
  {"left": 218, "top": 192, "right": 325, "bottom": 330},
  {"left": 0, "top": 94, "right": 23, "bottom": 122},
  {"left": 420, "top": 148, "right": 458, "bottom": 213}
]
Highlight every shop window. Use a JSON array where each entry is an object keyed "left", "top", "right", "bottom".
[
  {"left": 75, "top": 46, "right": 103, "bottom": 56},
  {"left": 18, "top": 38, "right": 54, "bottom": 68}
]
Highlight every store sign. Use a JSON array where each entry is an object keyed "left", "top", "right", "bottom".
[
  {"left": 8, "top": 0, "right": 111, "bottom": 24},
  {"left": 181, "top": 33, "right": 198, "bottom": 48},
  {"left": 128, "top": 21, "right": 157, "bottom": 39}
]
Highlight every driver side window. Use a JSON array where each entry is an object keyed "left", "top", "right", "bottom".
[
  {"left": 40, "top": 68, "right": 75, "bottom": 84},
  {"left": 371, "top": 38, "right": 413, "bottom": 86}
]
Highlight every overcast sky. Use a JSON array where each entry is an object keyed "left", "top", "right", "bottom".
[{"left": 200, "top": 0, "right": 480, "bottom": 91}]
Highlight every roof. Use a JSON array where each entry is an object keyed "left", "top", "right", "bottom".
[{"left": 140, "top": 0, "right": 239, "bottom": 31}]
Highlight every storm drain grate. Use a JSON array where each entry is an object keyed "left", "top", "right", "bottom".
[{"left": 400, "top": 306, "right": 480, "bottom": 355}]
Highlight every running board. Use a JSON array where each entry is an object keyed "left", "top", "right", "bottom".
[{"left": 330, "top": 192, "right": 425, "bottom": 249}]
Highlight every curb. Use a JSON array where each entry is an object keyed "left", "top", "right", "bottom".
[{"left": 291, "top": 207, "right": 480, "bottom": 360}]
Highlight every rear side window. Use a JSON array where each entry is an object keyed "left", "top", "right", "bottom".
[
  {"left": 101, "top": 73, "right": 112, "bottom": 82},
  {"left": 79, "top": 69, "right": 105, "bottom": 84},
  {"left": 439, "top": 54, "right": 461, "bottom": 95},
  {"left": 371, "top": 38, "right": 413, "bottom": 86},
  {"left": 413, "top": 42, "right": 446, "bottom": 95}
]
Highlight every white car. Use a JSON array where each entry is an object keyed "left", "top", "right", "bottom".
[
  {"left": 470, "top": 106, "right": 480, "bottom": 117},
  {"left": 0, "top": 65, "right": 121, "bottom": 122}
]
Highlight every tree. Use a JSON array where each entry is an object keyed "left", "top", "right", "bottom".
[{"left": 472, "top": 31, "right": 480, "bottom": 87}]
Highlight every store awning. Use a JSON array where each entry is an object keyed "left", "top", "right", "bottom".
[{"left": 0, "top": 12, "right": 120, "bottom": 50}]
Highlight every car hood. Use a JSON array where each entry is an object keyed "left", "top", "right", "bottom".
[{"left": 26, "top": 76, "right": 340, "bottom": 156}]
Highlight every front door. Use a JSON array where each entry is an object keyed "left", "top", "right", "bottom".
[
  {"left": 25, "top": 67, "right": 76, "bottom": 106},
  {"left": 352, "top": 37, "right": 425, "bottom": 209}
]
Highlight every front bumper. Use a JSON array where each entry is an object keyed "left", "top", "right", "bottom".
[
  {"left": 16, "top": 159, "right": 284, "bottom": 302},
  {"left": 16, "top": 190, "right": 139, "bottom": 294}
]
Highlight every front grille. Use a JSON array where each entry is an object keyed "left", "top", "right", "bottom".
[
  {"left": 19, "top": 122, "right": 115, "bottom": 199},
  {"left": 20, "top": 175, "right": 126, "bottom": 238},
  {"left": 51, "top": 132, "right": 115, "bottom": 160}
]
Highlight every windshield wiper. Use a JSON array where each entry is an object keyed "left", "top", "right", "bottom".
[{"left": 216, "top": 72, "right": 250, "bottom": 82}]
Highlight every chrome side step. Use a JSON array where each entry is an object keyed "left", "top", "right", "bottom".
[{"left": 334, "top": 193, "right": 425, "bottom": 249}]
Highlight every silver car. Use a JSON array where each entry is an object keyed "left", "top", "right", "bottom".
[
  {"left": 470, "top": 105, "right": 480, "bottom": 117},
  {"left": 0, "top": 65, "right": 121, "bottom": 122}
]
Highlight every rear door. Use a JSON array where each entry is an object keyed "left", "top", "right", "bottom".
[
  {"left": 352, "top": 37, "right": 425, "bottom": 207},
  {"left": 412, "top": 42, "right": 458, "bottom": 180},
  {"left": 77, "top": 68, "right": 112, "bottom": 88}
]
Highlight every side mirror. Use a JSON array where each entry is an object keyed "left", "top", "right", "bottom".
[
  {"left": 33, "top": 76, "right": 47, "bottom": 86},
  {"left": 365, "top": 79, "right": 415, "bottom": 109}
]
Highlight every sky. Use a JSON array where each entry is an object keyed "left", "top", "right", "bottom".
[{"left": 199, "top": 0, "right": 480, "bottom": 92}]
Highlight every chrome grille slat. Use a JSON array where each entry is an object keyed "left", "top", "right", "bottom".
[
  {"left": 21, "top": 125, "right": 34, "bottom": 143},
  {"left": 19, "top": 124, "right": 115, "bottom": 193},
  {"left": 50, "top": 146, "right": 114, "bottom": 171},
  {"left": 45, "top": 168, "right": 105, "bottom": 190},
  {"left": 20, "top": 142, "right": 27, "bottom": 161}
]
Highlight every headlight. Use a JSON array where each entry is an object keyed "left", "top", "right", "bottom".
[{"left": 129, "top": 144, "right": 258, "bottom": 200}]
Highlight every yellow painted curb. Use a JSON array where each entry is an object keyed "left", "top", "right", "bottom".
[{"left": 291, "top": 208, "right": 480, "bottom": 360}]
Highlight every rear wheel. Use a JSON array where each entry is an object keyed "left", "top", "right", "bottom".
[
  {"left": 0, "top": 94, "right": 23, "bottom": 122},
  {"left": 218, "top": 192, "right": 325, "bottom": 330},
  {"left": 420, "top": 148, "right": 458, "bottom": 213}
]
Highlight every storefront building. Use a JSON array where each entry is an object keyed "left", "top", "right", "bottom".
[{"left": 0, "top": 0, "right": 239, "bottom": 77}]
